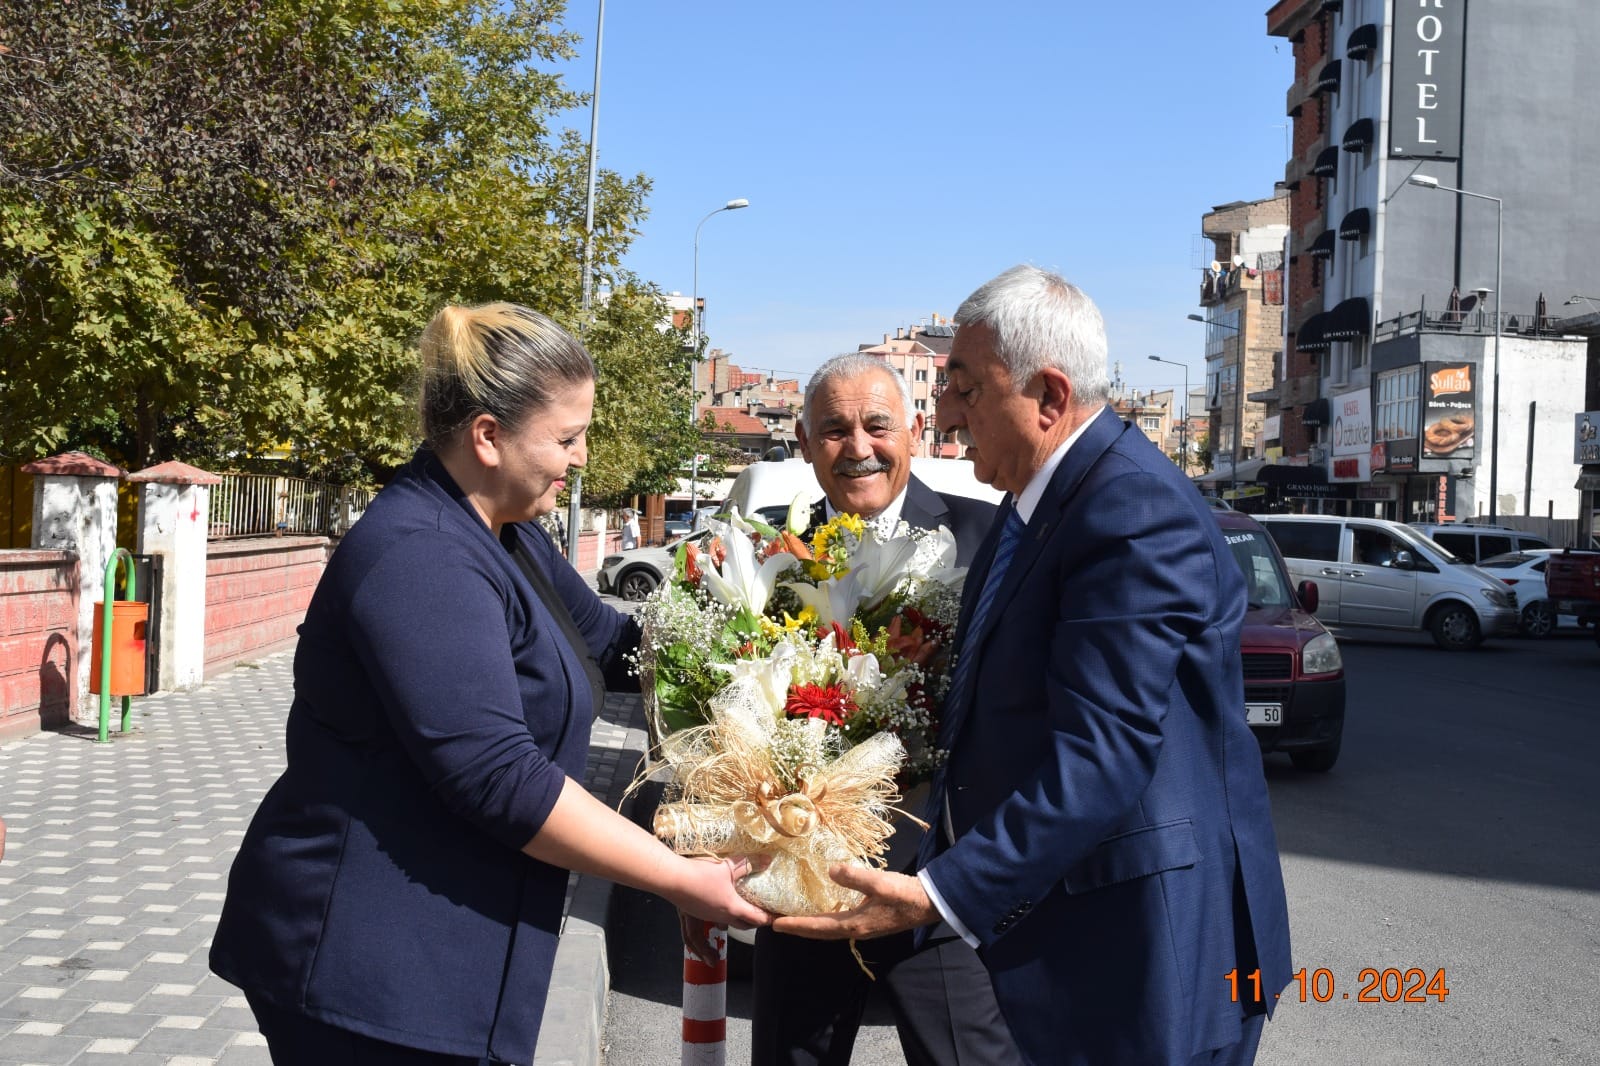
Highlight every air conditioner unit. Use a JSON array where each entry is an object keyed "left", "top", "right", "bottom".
[{"left": 1308, "top": 445, "right": 1328, "bottom": 465}]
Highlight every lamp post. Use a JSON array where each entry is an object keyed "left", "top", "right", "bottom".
[
  {"left": 1187, "top": 313, "right": 1244, "bottom": 495},
  {"left": 1407, "top": 174, "right": 1502, "bottom": 520},
  {"left": 1148, "top": 355, "right": 1190, "bottom": 475},
  {"left": 567, "top": 0, "right": 607, "bottom": 563},
  {"left": 688, "top": 198, "right": 750, "bottom": 517}
]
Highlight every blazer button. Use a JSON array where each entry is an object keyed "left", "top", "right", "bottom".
[{"left": 1018, "top": 900, "right": 1032, "bottom": 912}]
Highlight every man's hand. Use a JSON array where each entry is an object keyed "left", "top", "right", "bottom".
[{"left": 770, "top": 864, "right": 939, "bottom": 940}]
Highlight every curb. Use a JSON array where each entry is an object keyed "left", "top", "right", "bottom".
[{"left": 534, "top": 748, "right": 652, "bottom": 1065}]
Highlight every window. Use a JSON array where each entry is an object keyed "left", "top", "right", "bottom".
[
  {"left": 914, "top": 398, "right": 927, "bottom": 411},
  {"left": 1140, "top": 416, "right": 1161, "bottom": 432},
  {"left": 1265, "top": 521, "right": 1341, "bottom": 563},
  {"left": 1352, "top": 528, "right": 1407, "bottom": 567},
  {"left": 1431, "top": 532, "right": 1477, "bottom": 562},
  {"left": 1375, "top": 366, "right": 1419, "bottom": 441},
  {"left": 1478, "top": 535, "right": 1513, "bottom": 560},
  {"left": 915, "top": 369, "right": 928, "bottom": 382},
  {"left": 1206, "top": 356, "right": 1223, "bottom": 408}
]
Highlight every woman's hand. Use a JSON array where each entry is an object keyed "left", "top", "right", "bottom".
[{"left": 664, "top": 855, "right": 771, "bottom": 932}]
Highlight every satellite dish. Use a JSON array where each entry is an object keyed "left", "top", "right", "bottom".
[{"left": 1231, "top": 255, "right": 1245, "bottom": 268}]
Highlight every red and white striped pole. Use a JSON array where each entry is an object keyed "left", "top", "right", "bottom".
[{"left": 681, "top": 920, "right": 728, "bottom": 1065}]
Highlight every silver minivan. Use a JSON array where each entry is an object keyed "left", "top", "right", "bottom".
[{"left": 1256, "top": 514, "right": 1520, "bottom": 650}]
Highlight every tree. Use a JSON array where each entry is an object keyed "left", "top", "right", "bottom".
[{"left": 1, "top": 0, "right": 690, "bottom": 494}]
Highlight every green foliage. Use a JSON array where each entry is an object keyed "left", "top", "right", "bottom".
[{"left": 0, "top": 0, "right": 698, "bottom": 496}]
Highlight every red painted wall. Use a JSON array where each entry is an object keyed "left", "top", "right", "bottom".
[
  {"left": 0, "top": 551, "right": 78, "bottom": 742},
  {"left": 204, "top": 537, "right": 326, "bottom": 678}
]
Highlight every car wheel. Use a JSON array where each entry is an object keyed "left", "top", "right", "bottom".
[
  {"left": 618, "top": 568, "right": 660, "bottom": 601},
  {"left": 1290, "top": 737, "right": 1340, "bottom": 772},
  {"left": 1429, "top": 603, "right": 1482, "bottom": 650},
  {"left": 1519, "top": 600, "right": 1557, "bottom": 639}
]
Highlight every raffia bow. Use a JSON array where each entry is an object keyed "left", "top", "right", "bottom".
[{"left": 651, "top": 701, "right": 906, "bottom": 916}]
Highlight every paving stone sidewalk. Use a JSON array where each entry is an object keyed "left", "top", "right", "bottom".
[{"left": 0, "top": 643, "right": 649, "bottom": 1066}]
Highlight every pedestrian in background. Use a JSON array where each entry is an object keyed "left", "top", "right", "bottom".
[
  {"left": 210, "top": 302, "right": 767, "bottom": 1065},
  {"left": 620, "top": 507, "right": 640, "bottom": 550}
]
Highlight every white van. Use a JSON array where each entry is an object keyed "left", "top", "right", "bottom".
[
  {"left": 721, "top": 457, "right": 1002, "bottom": 526},
  {"left": 1256, "top": 514, "right": 1519, "bottom": 650}
]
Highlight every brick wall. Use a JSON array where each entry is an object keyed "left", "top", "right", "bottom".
[
  {"left": 0, "top": 550, "right": 79, "bottom": 742},
  {"left": 570, "top": 530, "right": 622, "bottom": 574},
  {"left": 204, "top": 537, "right": 326, "bottom": 678}
]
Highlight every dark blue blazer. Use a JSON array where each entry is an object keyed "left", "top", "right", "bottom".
[
  {"left": 210, "top": 450, "right": 638, "bottom": 1063},
  {"left": 924, "top": 408, "right": 1292, "bottom": 1066}
]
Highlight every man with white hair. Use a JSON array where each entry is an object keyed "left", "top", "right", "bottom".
[
  {"left": 776, "top": 266, "right": 1293, "bottom": 1066},
  {"left": 751, "top": 353, "right": 1016, "bottom": 1066}
]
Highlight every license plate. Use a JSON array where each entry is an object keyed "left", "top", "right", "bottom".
[{"left": 1246, "top": 702, "right": 1283, "bottom": 726}]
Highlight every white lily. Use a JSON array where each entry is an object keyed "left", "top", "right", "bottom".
[
  {"left": 699, "top": 519, "right": 796, "bottom": 617},
  {"left": 712, "top": 642, "right": 797, "bottom": 719},
  {"left": 785, "top": 493, "right": 812, "bottom": 535},
  {"left": 786, "top": 571, "right": 865, "bottom": 629}
]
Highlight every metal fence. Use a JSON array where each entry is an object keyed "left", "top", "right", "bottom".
[{"left": 208, "top": 473, "right": 371, "bottom": 539}]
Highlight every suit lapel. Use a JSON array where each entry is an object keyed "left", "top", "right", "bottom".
[
  {"left": 900, "top": 475, "right": 949, "bottom": 532},
  {"left": 953, "top": 407, "right": 1126, "bottom": 680}
]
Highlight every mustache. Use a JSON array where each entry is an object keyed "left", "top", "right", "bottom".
[
  {"left": 833, "top": 457, "right": 892, "bottom": 477},
  {"left": 954, "top": 429, "right": 976, "bottom": 449}
]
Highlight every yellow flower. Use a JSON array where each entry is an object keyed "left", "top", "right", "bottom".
[
  {"left": 810, "top": 512, "right": 866, "bottom": 558},
  {"left": 781, "top": 606, "right": 819, "bottom": 632}
]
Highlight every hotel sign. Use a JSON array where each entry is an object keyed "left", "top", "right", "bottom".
[
  {"left": 1390, "top": 0, "right": 1466, "bottom": 159},
  {"left": 1329, "top": 387, "right": 1372, "bottom": 483}
]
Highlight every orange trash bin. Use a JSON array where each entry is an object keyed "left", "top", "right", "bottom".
[{"left": 89, "top": 601, "right": 149, "bottom": 696}]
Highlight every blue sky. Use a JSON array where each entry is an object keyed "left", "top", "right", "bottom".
[{"left": 556, "top": 2, "right": 1293, "bottom": 401}]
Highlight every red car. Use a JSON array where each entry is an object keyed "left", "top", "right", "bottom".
[{"left": 1214, "top": 510, "right": 1347, "bottom": 772}]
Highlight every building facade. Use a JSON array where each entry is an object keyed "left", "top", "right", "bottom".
[{"left": 1264, "top": 0, "right": 1600, "bottom": 523}]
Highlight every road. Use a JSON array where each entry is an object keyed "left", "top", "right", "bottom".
[{"left": 600, "top": 628, "right": 1600, "bottom": 1065}]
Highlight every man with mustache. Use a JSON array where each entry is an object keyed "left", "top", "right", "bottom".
[{"left": 750, "top": 353, "right": 1017, "bottom": 1066}]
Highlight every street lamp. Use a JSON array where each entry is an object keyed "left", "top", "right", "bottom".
[
  {"left": 1407, "top": 173, "right": 1503, "bottom": 520},
  {"left": 1148, "top": 355, "right": 1190, "bottom": 475},
  {"left": 688, "top": 198, "right": 750, "bottom": 516},
  {"left": 1187, "top": 313, "right": 1245, "bottom": 495}
]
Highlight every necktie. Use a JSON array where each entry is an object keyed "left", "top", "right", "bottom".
[{"left": 915, "top": 506, "right": 1027, "bottom": 875}]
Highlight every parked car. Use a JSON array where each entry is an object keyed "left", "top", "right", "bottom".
[
  {"left": 662, "top": 517, "right": 692, "bottom": 539},
  {"left": 1215, "top": 510, "right": 1346, "bottom": 772},
  {"left": 1256, "top": 514, "right": 1519, "bottom": 650},
  {"left": 1474, "top": 549, "right": 1583, "bottom": 637},
  {"left": 596, "top": 530, "right": 707, "bottom": 601},
  {"left": 1407, "top": 521, "right": 1551, "bottom": 564}
]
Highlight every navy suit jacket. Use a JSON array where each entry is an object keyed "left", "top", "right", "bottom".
[
  {"left": 806, "top": 473, "right": 997, "bottom": 567},
  {"left": 923, "top": 408, "right": 1292, "bottom": 1065},
  {"left": 210, "top": 450, "right": 638, "bottom": 1063}
]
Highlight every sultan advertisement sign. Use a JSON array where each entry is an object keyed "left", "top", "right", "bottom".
[
  {"left": 1329, "top": 387, "right": 1372, "bottom": 483},
  {"left": 1423, "top": 362, "right": 1476, "bottom": 460},
  {"left": 1390, "top": 0, "right": 1466, "bottom": 159}
]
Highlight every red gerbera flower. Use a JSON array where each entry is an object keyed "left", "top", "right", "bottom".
[{"left": 784, "top": 683, "right": 857, "bottom": 726}]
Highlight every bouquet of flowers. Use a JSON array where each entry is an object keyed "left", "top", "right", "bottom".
[{"left": 634, "top": 501, "right": 968, "bottom": 915}]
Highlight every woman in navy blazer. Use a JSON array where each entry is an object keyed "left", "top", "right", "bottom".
[{"left": 210, "top": 304, "right": 767, "bottom": 1064}]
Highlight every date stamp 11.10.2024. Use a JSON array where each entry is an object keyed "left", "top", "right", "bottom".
[{"left": 1226, "top": 967, "right": 1450, "bottom": 1005}]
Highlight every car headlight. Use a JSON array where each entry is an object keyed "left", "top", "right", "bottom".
[
  {"left": 1301, "top": 632, "right": 1342, "bottom": 677},
  {"left": 602, "top": 555, "right": 622, "bottom": 568},
  {"left": 1480, "top": 587, "right": 1515, "bottom": 608}
]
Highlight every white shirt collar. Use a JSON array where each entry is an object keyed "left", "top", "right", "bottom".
[
  {"left": 825, "top": 483, "right": 910, "bottom": 536},
  {"left": 1013, "top": 408, "right": 1102, "bottom": 524}
]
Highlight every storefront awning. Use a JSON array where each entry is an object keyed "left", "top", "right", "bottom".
[
  {"left": 1301, "top": 397, "right": 1331, "bottom": 426},
  {"left": 1339, "top": 207, "right": 1372, "bottom": 240},
  {"left": 1575, "top": 473, "right": 1600, "bottom": 492},
  {"left": 1310, "top": 145, "right": 1340, "bottom": 179},
  {"left": 1308, "top": 229, "right": 1337, "bottom": 259},
  {"left": 1342, "top": 117, "right": 1375, "bottom": 152},
  {"left": 1314, "top": 60, "right": 1342, "bottom": 95},
  {"left": 1346, "top": 23, "right": 1379, "bottom": 60},
  {"left": 1297, "top": 312, "right": 1332, "bottom": 353},
  {"left": 1324, "top": 296, "right": 1371, "bottom": 340}
]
